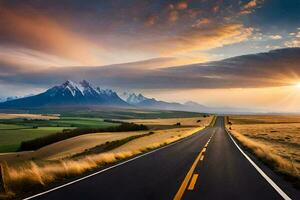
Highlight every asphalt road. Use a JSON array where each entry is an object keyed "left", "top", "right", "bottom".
[{"left": 28, "top": 117, "right": 296, "bottom": 200}]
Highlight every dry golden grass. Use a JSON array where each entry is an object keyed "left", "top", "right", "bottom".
[
  {"left": 2, "top": 125, "right": 207, "bottom": 196},
  {"left": 229, "top": 115, "right": 300, "bottom": 124},
  {"left": 126, "top": 116, "right": 212, "bottom": 128},
  {"left": 110, "top": 127, "right": 203, "bottom": 154},
  {"left": 0, "top": 116, "right": 212, "bottom": 166},
  {"left": 0, "top": 113, "right": 59, "bottom": 120},
  {"left": 1, "top": 116, "right": 213, "bottom": 196},
  {"left": 0, "top": 131, "right": 147, "bottom": 164},
  {"left": 227, "top": 115, "right": 300, "bottom": 184}
]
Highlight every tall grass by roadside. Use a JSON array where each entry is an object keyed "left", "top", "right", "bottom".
[
  {"left": 3, "top": 127, "right": 203, "bottom": 198},
  {"left": 226, "top": 125, "right": 300, "bottom": 188},
  {"left": 19, "top": 122, "right": 148, "bottom": 151},
  {"left": 71, "top": 131, "right": 155, "bottom": 158},
  {"left": 209, "top": 115, "right": 217, "bottom": 127}
]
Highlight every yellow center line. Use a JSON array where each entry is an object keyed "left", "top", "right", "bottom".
[
  {"left": 173, "top": 133, "right": 215, "bottom": 200},
  {"left": 173, "top": 139, "right": 211, "bottom": 199},
  {"left": 187, "top": 174, "right": 199, "bottom": 191},
  {"left": 173, "top": 148, "right": 205, "bottom": 200}
]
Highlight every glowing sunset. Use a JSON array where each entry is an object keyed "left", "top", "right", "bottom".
[
  {"left": 0, "top": 0, "right": 299, "bottom": 112},
  {"left": 0, "top": 1, "right": 299, "bottom": 199}
]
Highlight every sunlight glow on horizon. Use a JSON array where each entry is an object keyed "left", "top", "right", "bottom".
[
  {"left": 143, "top": 84, "right": 300, "bottom": 112},
  {"left": 0, "top": 0, "right": 299, "bottom": 112},
  {"left": 294, "top": 82, "right": 300, "bottom": 88}
]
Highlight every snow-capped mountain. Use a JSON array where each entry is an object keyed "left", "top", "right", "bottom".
[
  {"left": 120, "top": 92, "right": 189, "bottom": 110},
  {"left": 120, "top": 92, "right": 149, "bottom": 104},
  {"left": 0, "top": 80, "right": 231, "bottom": 113},
  {"left": 0, "top": 96, "right": 20, "bottom": 102},
  {"left": 0, "top": 80, "right": 128, "bottom": 108},
  {"left": 0, "top": 80, "right": 211, "bottom": 112}
]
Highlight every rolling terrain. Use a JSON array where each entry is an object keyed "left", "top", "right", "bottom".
[
  {"left": 0, "top": 116, "right": 212, "bottom": 199},
  {"left": 0, "top": 110, "right": 206, "bottom": 153},
  {"left": 16, "top": 117, "right": 299, "bottom": 200},
  {"left": 0, "top": 116, "right": 119, "bottom": 152}
]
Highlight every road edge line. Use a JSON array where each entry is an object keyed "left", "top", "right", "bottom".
[
  {"left": 23, "top": 127, "right": 209, "bottom": 200},
  {"left": 225, "top": 127, "right": 292, "bottom": 200}
]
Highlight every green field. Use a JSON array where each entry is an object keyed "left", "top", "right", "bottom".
[
  {"left": 50, "top": 117, "right": 118, "bottom": 128},
  {"left": 0, "top": 117, "right": 118, "bottom": 128},
  {"left": 0, "top": 126, "right": 72, "bottom": 152},
  {"left": 0, "top": 117, "right": 119, "bottom": 153},
  {"left": 0, "top": 108, "right": 205, "bottom": 153}
]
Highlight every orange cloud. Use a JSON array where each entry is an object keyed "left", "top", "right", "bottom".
[
  {"left": 153, "top": 23, "right": 253, "bottom": 55},
  {"left": 166, "top": 1, "right": 188, "bottom": 23},
  {"left": 243, "top": 0, "right": 258, "bottom": 9},
  {"left": 0, "top": 7, "right": 102, "bottom": 66},
  {"left": 177, "top": 2, "right": 188, "bottom": 10},
  {"left": 0, "top": 46, "right": 79, "bottom": 70},
  {"left": 192, "top": 18, "right": 212, "bottom": 28},
  {"left": 240, "top": 0, "right": 262, "bottom": 15},
  {"left": 0, "top": 1, "right": 261, "bottom": 68}
]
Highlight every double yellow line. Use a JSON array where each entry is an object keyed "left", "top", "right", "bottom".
[{"left": 173, "top": 134, "right": 214, "bottom": 200}]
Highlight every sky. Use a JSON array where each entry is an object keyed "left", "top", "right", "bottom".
[{"left": 0, "top": 0, "right": 300, "bottom": 112}]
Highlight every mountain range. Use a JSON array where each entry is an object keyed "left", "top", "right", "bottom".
[
  {"left": 119, "top": 92, "right": 195, "bottom": 110},
  {"left": 0, "top": 80, "right": 213, "bottom": 112},
  {"left": 0, "top": 80, "right": 128, "bottom": 108},
  {"left": 0, "top": 80, "right": 258, "bottom": 114}
]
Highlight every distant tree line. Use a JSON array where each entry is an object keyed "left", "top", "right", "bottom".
[{"left": 103, "top": 119, "right": 125, "bottom": 124}]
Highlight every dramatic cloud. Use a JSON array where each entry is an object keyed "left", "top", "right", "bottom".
[
  {"left": 154, "top": 24, "right": 253, "bottom": 55},
  {"left": 0, "top": 0, "right": 261, "bottom": 69},
  {"left": 0, "top": 46, "right": 79, "bottom": 68},
  {"left": 0, "top": 0, "right": 299, "bottom": 108},
  {"left": 0, "top": 48, "right": 299, "bottom": 90},
  {"left": 0, "top": 7, "right": 102, "bottom": 66},
  {"left": 240, "top": 0, "right": 262, "bottom": 15}
]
